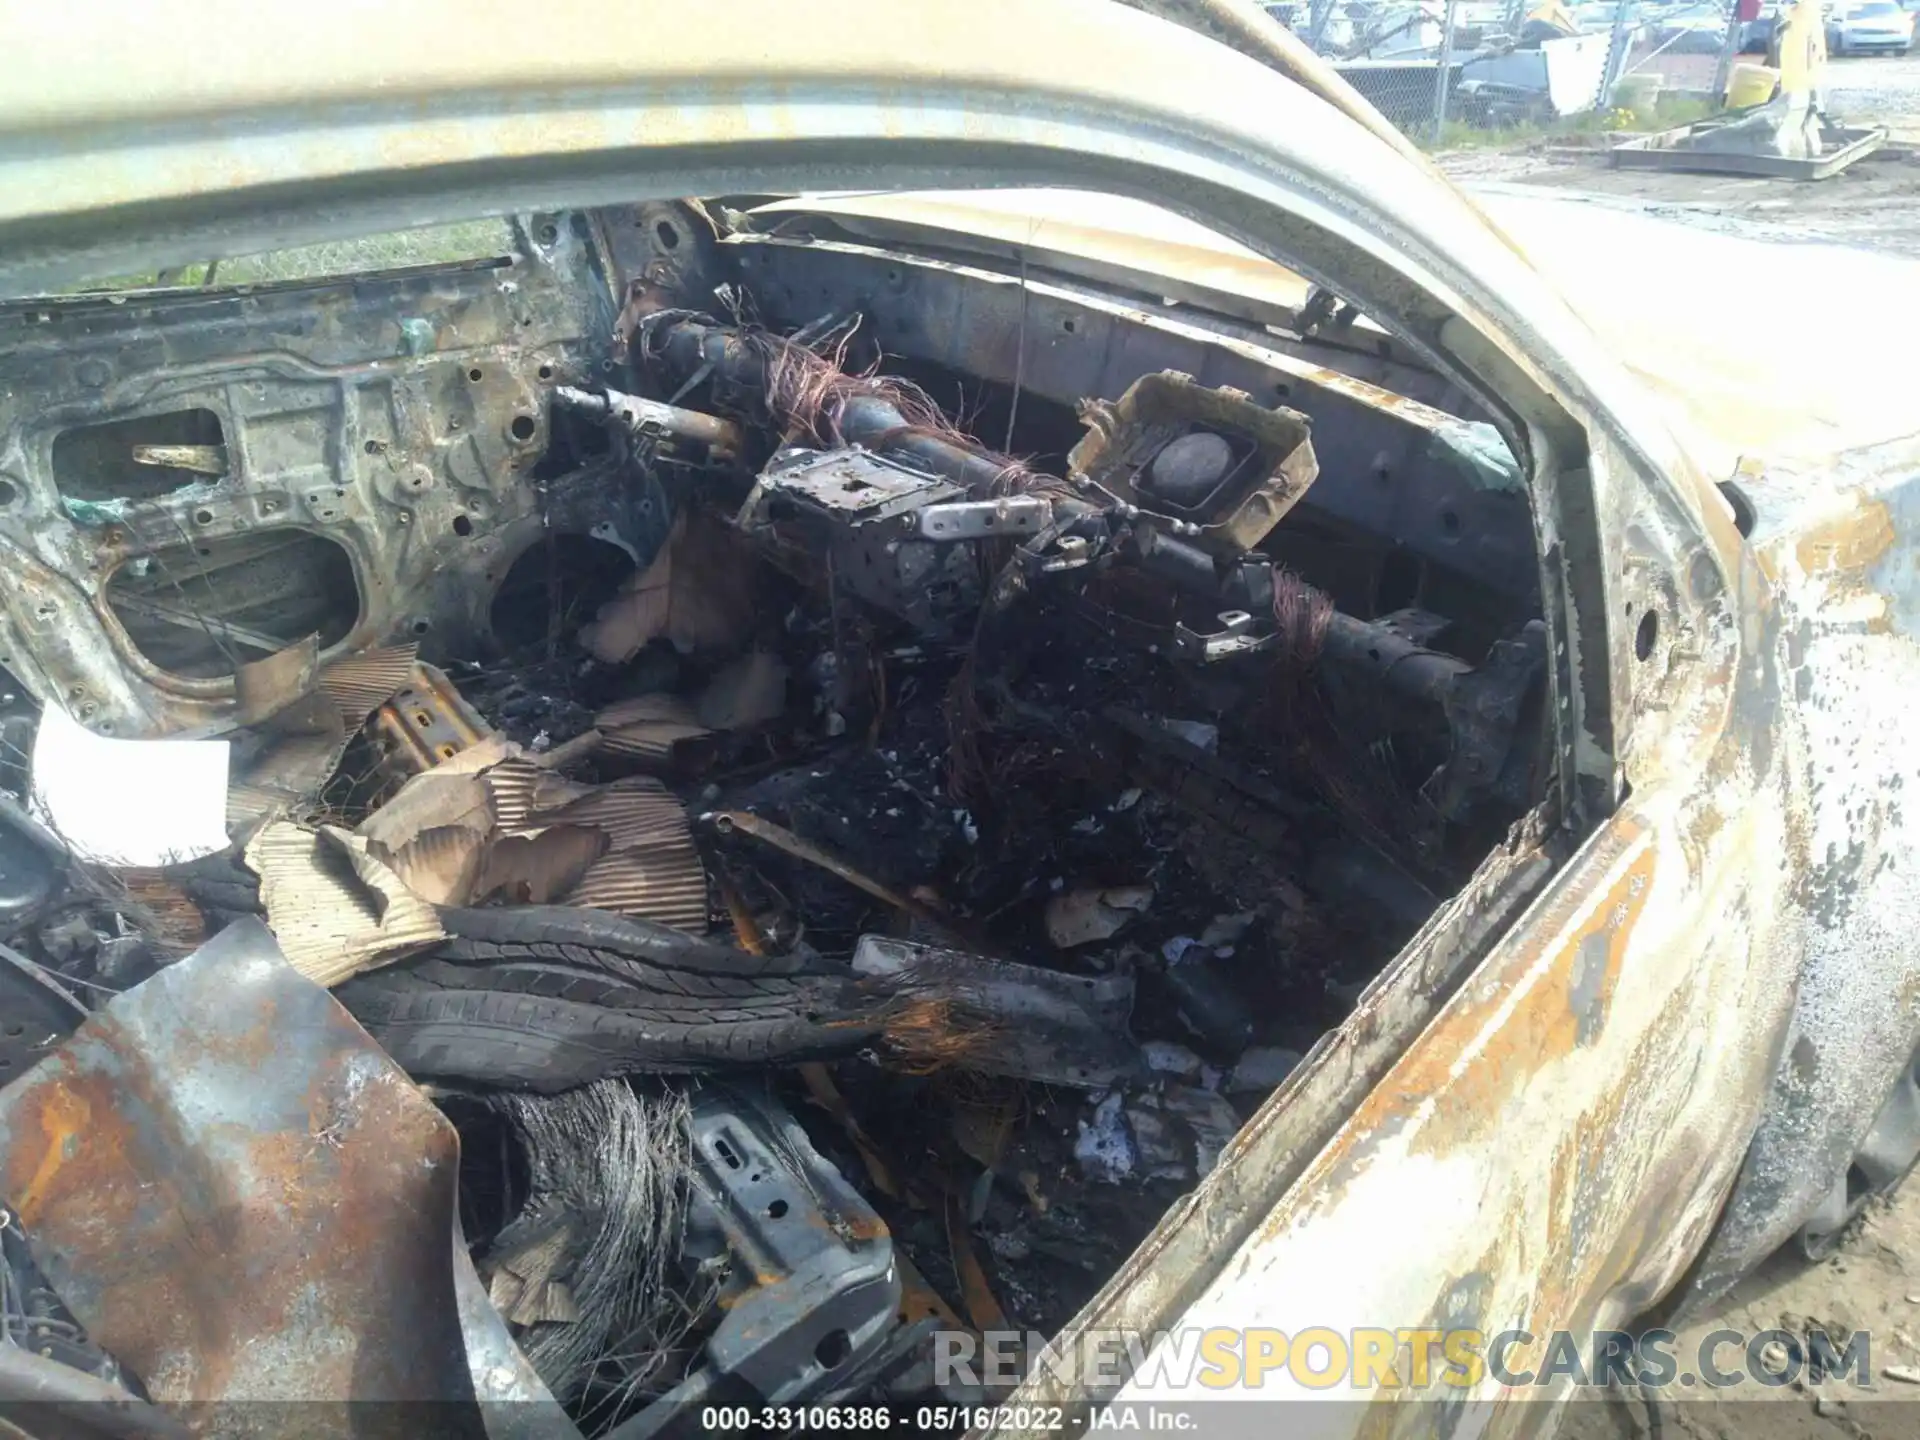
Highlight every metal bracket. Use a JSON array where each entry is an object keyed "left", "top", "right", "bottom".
[
  {"left": 614, "top": 1087, "right": 900, "bottom": 1439},
  {"left": 1172, "top": 610, "right": 1277, "bottom": 663},
  {"left": 907, "top": 495, "right": 1051, "bottom": 541}
]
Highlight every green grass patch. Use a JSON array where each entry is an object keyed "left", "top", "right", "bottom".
[{"left": 1423, "top": 92, "right": 1723, "bottom": 150}]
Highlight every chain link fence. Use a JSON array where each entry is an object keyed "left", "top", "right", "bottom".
[{"left": 1269, "top": 0, "right": 1743, "bottom": 144}]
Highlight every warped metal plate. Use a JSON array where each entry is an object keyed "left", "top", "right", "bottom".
[
  {"left": 1609, "top": 122, "right": 1888, "bottom": 179},
  {"left": 0, "top": 919, "right": 481, "bottom": 1419}
]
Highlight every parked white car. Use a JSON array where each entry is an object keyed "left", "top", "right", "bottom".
[{"left": 1828, "top": 0, "right": 1915, "bottom": 51}]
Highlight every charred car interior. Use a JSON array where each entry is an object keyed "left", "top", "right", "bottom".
[{"left": 0, "top": 194, "right": 1567, "bottom": 1433}]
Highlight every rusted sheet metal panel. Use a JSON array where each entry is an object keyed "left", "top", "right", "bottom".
[{"left": 0, "top": 918, "right": 483, "bottom": 1417}]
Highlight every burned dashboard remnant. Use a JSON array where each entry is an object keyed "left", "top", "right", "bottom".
[
  {"left": 1069, "top": 371, "right": 1317, "bottom": 557},
  {"left": 0, "top": 194, "right": 1556, "bottom": 1440},
  {"left": 741, "top": 448, "right": 1043, "bottom": 636}
]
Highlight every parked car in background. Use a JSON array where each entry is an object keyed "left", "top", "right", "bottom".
[
  {"left": 1827, "top": 0, "right": 1915, "bottom": 50},
  {"left": 1654, "top": 1, "right": 1735, "bottom": 50},
  {"left": 1741, "top": 2, "right": 1783, "bottom": 49}
]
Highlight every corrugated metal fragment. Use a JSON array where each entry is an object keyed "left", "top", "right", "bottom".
[
  {"left": 358, "top": 766, "right": 496, "bottom": 906},
  {"left": 501, "top": 774, "right": 709, "bottom": 931},
  {"left": 314, "top": 642, "right": 422, "bottom": 721},
  {"left": 567, "top": 844, "right": 711, "bottom": 933},
  {"left": 594, "top": 655, "right": 783, "bottom": 768},
  {"left": 227, "top": 645, "right": 424, "bottom": 835},
  {"left": 595, "top": 692, "right": 710, "bottom": 766},
  {"left": 477, "top": 825, "right": 610, "bottom": 905},
  {"left": 382, "top": 824, "right": 491, "bottom": 907},
  {"left": 353, "top": 753, "right": 711, "bottom": 933},
  {"left": 597, "top": 693, "right": 706, "bottom": 729},
  {"left": 538, "top": 778, "right": 690, "bottom": 848},
  {"left": 484, "top": 759, "right": 553, "bottom": 832},
  {"left": 247, "top": 821, "right": 446, "bottom": 984}
]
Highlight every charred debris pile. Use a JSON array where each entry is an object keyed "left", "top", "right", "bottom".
[{"left": 0, "top": 304, "right": 1547, "bottom": 1434}]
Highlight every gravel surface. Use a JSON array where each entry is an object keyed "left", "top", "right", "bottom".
[
  {"left": 1829, "top": 50, "right": 1920, "bottom": 138},
  {"left": 1556, "top": 1185, "right": 1920, "bottom": 1438}
]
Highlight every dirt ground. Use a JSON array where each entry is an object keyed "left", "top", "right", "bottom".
[
  {"left": 1439, "top": 49, "right": 1920, "bottom": 1440},
  {"left": 1439, "top": 53, "right": 1920, "bottom": 259},
  {"left": 1547, "top": 1186, "right": 1920, "bottom": 1437}
]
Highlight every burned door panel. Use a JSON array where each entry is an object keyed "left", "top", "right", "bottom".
[
  {"left": 1107, "top": 786, "right": 1795, "bottom": 1427},
  {"left": 0, "top": 215, "right": 622, "bottom": 736}
]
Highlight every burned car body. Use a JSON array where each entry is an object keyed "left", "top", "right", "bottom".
[{"left": 0, "top": 0, "right": 1915, "bottom": 1436}]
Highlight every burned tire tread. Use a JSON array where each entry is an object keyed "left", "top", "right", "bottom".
[
  {"left": 342, "top": 985, "right": 867, "bottom": 1091},
  {"left": 436, "top": 937, "right": 807, "bottom": 999},
  {"left": 436, "top": 905, "right": 802, "bottom": 977},
  {"left": 336, "top": 928, "right": 878, "bottom": 1090}
]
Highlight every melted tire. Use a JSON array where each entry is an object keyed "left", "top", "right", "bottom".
[{"left": 337, "top": 907, "right": 877, "bottom": 1091}]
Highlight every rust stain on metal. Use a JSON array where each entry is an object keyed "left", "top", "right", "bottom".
[
  {"left": 1397, "top": 850, "right": 1653, "bottom": 1147},
  {"left": 1249, "top": 822, "right": 1655, "bottom": 1248},
  {"left": 1793, "top": 498, "right": 1896, "bottom": 579},
  {"left": 11, "top": 1084, "right": 91, "bottom": 1225},
  {"left": 371, "top": 661, "right": 492, "bottom": 777}
]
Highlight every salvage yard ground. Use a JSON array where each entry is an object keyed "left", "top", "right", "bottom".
[{"left": 1441, "top": 53, "right": 1920, "bottom": 260}]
